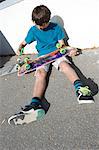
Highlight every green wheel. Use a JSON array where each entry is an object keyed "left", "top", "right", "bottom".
[
  {"left": 25, "top": 64, "right": 30, "bottom": 70},
  {"left": 24, "top": 56, "right": 30, "bottom": 63},
  {"left": 60, "top": 48, "right": 66, "bottom": 54},
  {"left": 56, "top": 43, "right": 62, "bottom": 49}
]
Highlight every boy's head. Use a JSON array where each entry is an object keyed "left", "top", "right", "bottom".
[{"left": 32, "top": 5, "right": 51, "bottom": 28}]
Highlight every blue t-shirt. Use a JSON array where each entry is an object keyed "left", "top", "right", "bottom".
[{"left": 25, "top": 22, "right": 65, "bottom": 56}]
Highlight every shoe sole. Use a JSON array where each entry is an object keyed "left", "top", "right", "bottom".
[
  {"left": 77, "top": 97, "right": 94, "bottom": 104},
  {"left": 8, "top": 109, "right": 45, "bottom": 125},
  {"left": 77, "top": 91, "right": 95, "bottom": 104}
]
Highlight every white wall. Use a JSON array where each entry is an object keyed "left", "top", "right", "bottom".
[
  {"left": 0, "top": 0, "right": 99, "bottom": 55},
  {"left": 0, "top": 0, "right": 24, "bottom": 10}
]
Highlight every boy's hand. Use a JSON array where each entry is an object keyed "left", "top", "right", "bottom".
[
  {"left": 16, "top": 49, "right": 21, "bottom": 56},
  {"left": 16, "top": 41, "right": 27, "bottom": 56},
  {"left": 68, "top": 48, "right": 78, "bottom": 57}
]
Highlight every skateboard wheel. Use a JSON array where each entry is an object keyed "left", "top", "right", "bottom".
[
  {"left": 17, "top": 58, "right": 21, "bottom": 63},
  {"left": 16, "top": 64, "right": 20, "bottom": 70},
  {"left": 25, "top": 64, "right": 30, "bottom": 70},
  {"left": 60, "top": 48, "right": 66, "bottom": 54},
  {"left": 56, "top": 43, "right": 62, "bottom": 48},
  {"left": 24, "top": 56, "right": 30, "bottom": 63}
]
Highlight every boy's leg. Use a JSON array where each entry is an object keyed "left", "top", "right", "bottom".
[
  {"left": 8, "top": 66, "right": 50, "bottom": 125},
  {"left": 22, "top": 66, "right": 49, "bottom": 111},
  {"left": 59, "top": 61, "right": 79, "bottom": 83},
  {"left": 53, "top": 57, "right": 94, "bottom": 104},
  {"left": 19, "top": 68, "right": 48, "bottom": 120},
  {"left": 33, "top": 68, "right": 48, "bottom": 99},
  {"left": 53, "top": 57, "right": 79, "bottom": 83}
]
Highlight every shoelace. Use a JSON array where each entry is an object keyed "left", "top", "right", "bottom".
[
  {"left": 21, "top": 105, "right": 33, "bottom": 111},
  {"left": 21, "top": 97, "right": 43, "bottom": 112},
  {"left": 21, "top": 102, "right": 41, "bottom": 111},
  {"left": 79, "top": 86, "right": 91, "bottom": 96}
]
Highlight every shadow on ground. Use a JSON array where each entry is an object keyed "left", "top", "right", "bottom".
[
  {"left": 0, "top": 56, "right": 13, "bottom": 68},
  {"left": 40, "top": 54, "right": 99, "bottom": 113}
]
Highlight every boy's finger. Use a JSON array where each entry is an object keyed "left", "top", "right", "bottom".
[{"left": 16, "top": 51, "right": 19, "bottom": 55}]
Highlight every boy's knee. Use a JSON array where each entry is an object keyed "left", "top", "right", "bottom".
[
  {"left": 59, "top": 61, "right": 70, "bottom": 72},
  {"left": 36, "top": 69, "right": 47, "bottom": 79}
]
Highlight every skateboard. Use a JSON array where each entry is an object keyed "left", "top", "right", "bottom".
[{"left": 17, "top": 43, "right": 74, "bottom": 76}]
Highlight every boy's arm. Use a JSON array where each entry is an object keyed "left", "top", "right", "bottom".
[{"left": 16, "top": 41, "right": 27, "bottom": 55}]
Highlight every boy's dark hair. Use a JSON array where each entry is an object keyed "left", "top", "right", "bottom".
[{"left": 32, "top": 5, "right": 51, "bottom": 26}]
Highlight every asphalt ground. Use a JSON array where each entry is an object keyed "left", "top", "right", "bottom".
[{"left": 0, "top": 48, "right": 99, "bottom": 150}]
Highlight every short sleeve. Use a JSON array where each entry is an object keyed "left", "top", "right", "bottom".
[
  {"left": 25, "top": 27, "right": 35, "bottom": 44},
  {"left": 57, "top": 25, "right": 65, "bottom": 41}
]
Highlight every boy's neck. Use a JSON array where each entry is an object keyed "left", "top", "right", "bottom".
[{"left": 36, "top": 22, "right": 50, "bottom": 30}]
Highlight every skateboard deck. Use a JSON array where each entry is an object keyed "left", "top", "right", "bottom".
[{"left": 17, "top": 45, "right": 74, "bottom": 76}]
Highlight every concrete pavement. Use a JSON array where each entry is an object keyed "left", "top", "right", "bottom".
[{"left": 0, "top": 48, "right": 99, "bottom": 150}]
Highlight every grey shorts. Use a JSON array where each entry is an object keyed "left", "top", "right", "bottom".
[{"left": 35, "top": 56, "right": 70, "bottom": 75}]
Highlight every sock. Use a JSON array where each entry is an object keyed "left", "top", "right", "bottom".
[
  {"left": 73, "top": 79, "right": 83, "bottom": 92},
  {"left": 31, "top": 97, "right": 42, "bottom": 106}
]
